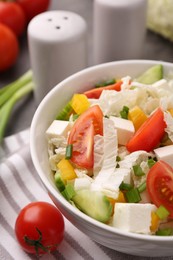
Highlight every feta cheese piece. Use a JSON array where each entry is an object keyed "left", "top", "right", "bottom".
[
  {"left": 154, "top": 145, "right": 173, "bottom": 167},
  {"left": 46, "top": 120, "right": 72, "bottom": 139},
  {"left": 113, "top": 203, "right": 157, "bottom": 234},
  {"left": 110, "top": 116, "right": 135, "bottom": 145}
]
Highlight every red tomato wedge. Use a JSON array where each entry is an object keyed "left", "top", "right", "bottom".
[
  {"left": 147, "top": 160, "right": 173, "bottom": 218},
  {"left": 68, "top": 105, "right": 103, "bottom": 169},
  {"left": 126, "top": 108, "right": 166, "bottom": 152},
  {"left": 84, "top": 81, "right": 122, "bottom": 99}
]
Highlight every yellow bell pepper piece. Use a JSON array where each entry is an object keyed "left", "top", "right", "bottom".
[
  {"left": 108, "top": 191, "right": 126, "bottom": 216},
  {"left": 128, "top": 106, "right": 147, "bottom": 131},
  {"left": 108, "top": 191, "right": 126, "bottom": 206},
  {"left": 57, "top": 158, "right": 77, "bottom": 181},
  {"left": 71, "top": 94, "right": 90, "bottom": 115},
  {"left": 150, "top": 211, "right": 160, "bottom": 233},
  {"left": 116, "top": 191, "right": 126, "bottom": 203}
]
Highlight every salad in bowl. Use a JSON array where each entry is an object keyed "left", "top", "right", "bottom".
[
  {"left": 46, "top": 64, "right": 173, "bottom": 237},
  {"left": 30, "top": 60, "right": 173, "bottom": 257}
]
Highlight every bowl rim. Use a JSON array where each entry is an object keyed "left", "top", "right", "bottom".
[{"left": 30, "top": 59, "right": 173, "bottom": 242}]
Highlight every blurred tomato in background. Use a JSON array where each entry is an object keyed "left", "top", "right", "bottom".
[
  {"left": 0, "top": 23, "right": 19, "bottom": 71},
  {"left": 0, "top": 2, "right": 26, "bottom": 36},
  {"left": 16, "top": 0, "right": 51, "bottom": 22},
  {"left": 0, "top": 0, "right": 51, "bottom": 72}
]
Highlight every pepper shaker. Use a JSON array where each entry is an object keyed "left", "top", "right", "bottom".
[
  {"left": 28, "top": 11, "right": 87, "bottom": 104},
  {"left": 93, "top": 0, "right": 147, "bottom": 64}
]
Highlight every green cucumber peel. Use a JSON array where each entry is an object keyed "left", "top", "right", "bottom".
[
  {"left": 136, "top": 64, "right": 163, "bottom": 84},
  {"left": 72, "top": 189, "right": 113, "bottom": 223}
]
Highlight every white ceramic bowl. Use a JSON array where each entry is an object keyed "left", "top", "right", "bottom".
[{"left": 30, "top": 60, "right": 173, "bottom": 257}]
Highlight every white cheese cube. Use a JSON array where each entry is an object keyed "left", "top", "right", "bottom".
[
  {"left": 110, "top": 116, "right": 135, "bottom": 145},
  {"left": 113, "top": 203, "right": 157, "bottom": 234},
  {"left": 46, "top": 120, "right": 72, "bottom": 139},
  {"left": 154, "top": 145, "right": 173, "bottom": 167}
]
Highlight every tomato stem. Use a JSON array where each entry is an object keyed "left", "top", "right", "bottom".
[{"left": 24, "top": 227, "right": 53, "bottom": 256}]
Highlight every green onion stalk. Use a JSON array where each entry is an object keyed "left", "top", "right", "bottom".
[{"left": 0, "top": 70, "right": 34, "bottom": 143}]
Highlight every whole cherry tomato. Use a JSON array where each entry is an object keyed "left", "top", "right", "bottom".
[
  {"left": 0, "top": 23, "right": 19, "bottom": 72},
  {"left": 15, "top": 201, "right": 65, "bottom": 256},
  {"left": 16, "top": 0, "right": 51, "bottom": 23},
  {"left": 0, "top": 2, "right": 26, "bottom": 36}
]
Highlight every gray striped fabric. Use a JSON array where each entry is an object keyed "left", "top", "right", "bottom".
[{"left": 0, "top": 129, "right": 173, "bottom": 260}]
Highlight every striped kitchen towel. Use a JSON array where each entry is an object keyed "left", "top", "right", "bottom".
[{"left": 0, "top": 129, "right": 173, "bottom": 260}]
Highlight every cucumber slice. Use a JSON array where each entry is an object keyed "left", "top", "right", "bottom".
[
  {"left": 72, "top": 189, "right": 113, "bottom": 223},
  {"left": 56, "top": 101, "right": 73, "bottom": 120},
  {"left": 54, "top": 171, "right": 65, "bottom": 192},
  {"left": 136, "top": 64, "right": 163, "bottom": 84}
]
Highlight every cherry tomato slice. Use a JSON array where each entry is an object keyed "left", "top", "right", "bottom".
[
  {"left": 126, "top": 108, "right": 166, "bottom": 152},
  {"left": 147, "top": 160, "right": 173, "bottom": 218},
  {"left": 84, "top": 81, "right": 122, "bottom": 99},
  {"left": 68, "top": 105, "right": 103, "bottom": 169}
]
